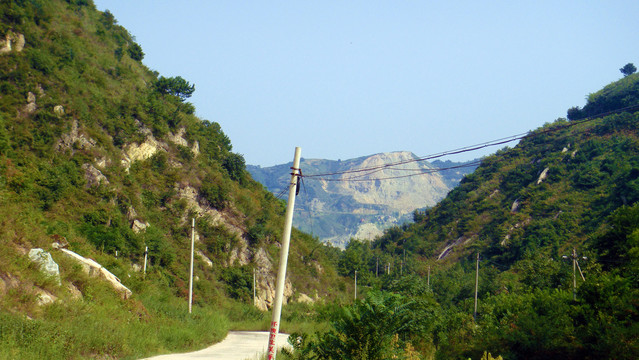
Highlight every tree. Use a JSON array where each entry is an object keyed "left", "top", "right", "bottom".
[
  {"left": 620, "top": 63, "right": 637, "bottom": 77},
  {"left": 566, "top": 106, "right": 584, "bottom": 121},
  {"left": 127, "top": 42, "right": 144, "bottom": 61},
  {"left": 155, "top": 76, "right": 195, "bottom": 101},
  {"left": 222, "top": 152, "right": 246, "bottom": 183}
]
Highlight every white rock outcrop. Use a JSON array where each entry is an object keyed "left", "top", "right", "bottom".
[
  {"left": 82, "top": 163, "right": 109, "bottom": 187},
  {"left": 58, "top": 248, "right": 132, "bottom": 299},
  {"left": 54, "top": 105, "right": 65, "bottom": 116},
  {"left": 168, "top": 128, "right": 189, "bottom": 147},
  {"left": 196, "top": 250, "right": 214, "bottom": 267},
  {"left": 342, "top": 151, "right": 449, "bottom": 214},
  {"left": 22, "top": 91, "right": 37, "bottom": 115},
  {"left": 511, "top": 199, "right": 520, "bottom": 213},
  {"left": 56, "top": 119, "right": 96, "bottom": 152},
  {"left": 131, "top": 219, "right": 149, "bottom": 233},
  {"left": 121, "top": 135, "right": 166, "bottom": 171},
  {"left": 253, "top": 247, "right": 293, "bottom": 311},
  {"left": 536, "top": 167, "right": 550, "bottom": 185},
  {"left": 0, "top": 31, "right": 25, "bottom": 54},
  {"left": 28, "top": 249, "right": 61, "bottom": 285}
]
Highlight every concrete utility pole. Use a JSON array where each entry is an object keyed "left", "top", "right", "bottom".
[
  {"left": 143, "top": 246, "right": 148, "bottom": 277},
  {"left": 563, "top": 247, "right": 587, "bottom": 301},
  {"left": 267, "top": 147, "right": 301, "bottom": 360},
  {"left": 188, "top": 218, "right": 195, "bottom": 314},
  {"left": 354, "top": 270, "right": 358, "bottom": 301},
  {"left": 474, "top": 253, "right": 479, "bottom": 321}
]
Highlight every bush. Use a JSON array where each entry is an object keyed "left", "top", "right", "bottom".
[
  {"left": 27, "top": 51, "right": 54, "bottom": 76},
  {"left": 127, "top": 42, "right": 144, "bottom": 61},
  {"left": 293, "top": 291, "right": 431, "bottom": 359}
]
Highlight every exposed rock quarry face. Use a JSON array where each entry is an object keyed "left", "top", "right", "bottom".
[
  {"left": 248, "top": 151, "right": 462, "bottom": 247},
  {"left": 341, "top": 151, "right": 450, "bottom": 213}
]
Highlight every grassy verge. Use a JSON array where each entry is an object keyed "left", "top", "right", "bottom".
[{"left": 0, "top": 272, "right": 229, "bottom": 360}]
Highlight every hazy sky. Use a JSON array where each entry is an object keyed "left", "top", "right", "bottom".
[{"left": 94, "top": 1, "right": 638, "bottom": 167}]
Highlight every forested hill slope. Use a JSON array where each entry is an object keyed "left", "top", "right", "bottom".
[
  {"left": 0, "top": 1, "right": 342, "bottom": 358},
  {"left": 376, "top": 72, "right": 639, "bottom": 269}
]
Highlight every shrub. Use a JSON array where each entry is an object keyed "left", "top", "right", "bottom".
[{"left": 127, "top": 42, "right": 144, "bottom": 61}]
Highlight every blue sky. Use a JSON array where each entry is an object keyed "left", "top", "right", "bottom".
[{"left": 94, "top": 1, "right": 638, "bottom": 167}]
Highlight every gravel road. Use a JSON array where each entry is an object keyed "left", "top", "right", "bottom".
[{"left": 141, "top": 331, "right": 291, "bottom": 360}]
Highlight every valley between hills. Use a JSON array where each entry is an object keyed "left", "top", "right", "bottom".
[{"left": 248, "top": 152, "right": 478, "bottom": 247}]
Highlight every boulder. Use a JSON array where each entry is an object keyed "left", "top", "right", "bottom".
[
  {"left": 0, "top": 31, "right": 25, "bottom": 54},
  {"left": 82, "top": 163, "right": 109, "bottom": 187},
  {"left": 54, "top": 105, "right": 65, "bottom": 116},
  {"left": 296, "top": 293, "right": 314, "bottom": 304},
  {"left": 35, "top": 288, "right": 56, "bottom": 306},
  {"left": 536, "top": 167, "right": 550, "bottom": 185},
  {"left": 131, "top": 219, "right": 149, "bottom": 233},
  {"left": 56, "top": 119, "right": 96, "bottom": 152},
  {"left": 511, "top": 199, "right": 520, "bottom": 213},
  {"left": 28, "top": 249, "right": 61, "bottom": 285},
  {"left": 22, "top": 91, "right": 37, "bottom": 114},
  {"left": 58, "top": 248, "right": 132, "bottom": 299}
]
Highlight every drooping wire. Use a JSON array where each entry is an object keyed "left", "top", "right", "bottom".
[
  {"left": 315, "top": 160, "right": 483, "bottom": 182},
  {"left": 274, "top": 187, "right": 288, "bottom": 200},
  {"left": 300, "top": 104, "right": 639, "bottom": 183}
]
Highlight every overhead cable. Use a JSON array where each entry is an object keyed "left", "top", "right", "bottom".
[{"left": 300, "top": 104, "right": 639, "bottom": 183}]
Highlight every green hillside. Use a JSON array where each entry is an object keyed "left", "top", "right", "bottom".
[
  {"left": 0, "top": 1, "right": 344, "bottom": 358},
  {"left": 2, "top": 1, "right": 639, "bottom": 359},
  {"left": 377, "top": 73, "right": 639, "bottom": 267}
]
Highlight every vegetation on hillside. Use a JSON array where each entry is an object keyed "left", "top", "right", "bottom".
[
  {"left": 2, "top": 1, "right": 638, "bottom": 359},
  {"left": 0, "top": 1, "right": 345, "bottom": 358},
  {"left": 280, "top": 73, "right": 639, "bottom": 359}
]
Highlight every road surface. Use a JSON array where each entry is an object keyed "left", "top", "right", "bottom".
[{"left": 142, "top": 331, "right": 291, "bottom": 360}]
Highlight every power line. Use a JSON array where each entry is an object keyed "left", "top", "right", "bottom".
[
  {"left": 312, "top": 160, "right": 483, "bottom": 182},
  {"left": 300, "top": 104, "right": 639, "bottom": 183}
]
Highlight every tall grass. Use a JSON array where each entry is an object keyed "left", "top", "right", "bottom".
[{"left": 0, "top": 271, "right": 229, "bottom": 360}]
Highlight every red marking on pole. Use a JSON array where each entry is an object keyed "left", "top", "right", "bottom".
[{"left": 267, "top": 321, "right": 279, "bottom": 358}]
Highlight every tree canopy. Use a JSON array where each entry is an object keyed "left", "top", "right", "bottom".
[
  {"left": 620, "top": 63, "right": 637, "bottom": 77},
  {"left": 155, "top": 76, "right": 195, "bottom": 101}
]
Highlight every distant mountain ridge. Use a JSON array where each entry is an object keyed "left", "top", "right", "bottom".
[{"left": 248, "top": 151, "right": 478, "bottom": 247}]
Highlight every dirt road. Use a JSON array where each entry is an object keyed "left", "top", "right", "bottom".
[{"left": 142, "top": 331, "right": 291, "bottom": 360}]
